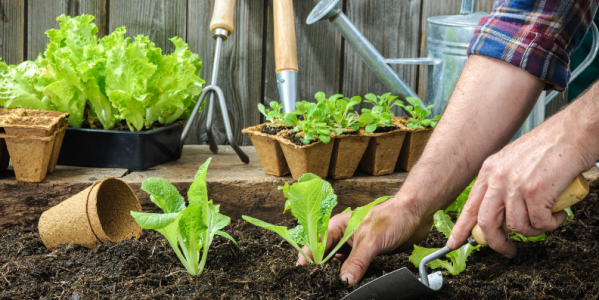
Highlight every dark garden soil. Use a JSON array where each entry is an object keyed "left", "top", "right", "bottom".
[
  {"left": 373, "top": 125, "right": 399, "bottom": 134},
  {"left": 261, "top": 124, "right": 292, "bottom": 135},
  {"left": 288, "top": 131, "right": 318, "bottom": 146},
  {"left": 1, "top": 189, "right": 599, "bottom": 299}
]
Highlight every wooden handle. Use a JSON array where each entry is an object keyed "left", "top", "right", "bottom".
[
  {"left": 472, "top": 174, "right": 590, "bottom": 246},
  {"left": 274, "top": 0, "right": 298, "bottom": 73},
  {"left": 210, "top": 0, "right": 235, "bottom": 34}
]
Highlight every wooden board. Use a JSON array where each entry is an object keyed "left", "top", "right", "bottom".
[
  {"left": 27, "top": 0, "right": 107, "bottom": 60},
  {"left": 109, "top": 0, "right": 185, "bottom": 54},
  {"left": 263, "top": 0, "right": 343, "bottom": 107},
  {"left": 0, "top": 0, "right": 25, "bottom": 65},
  {"left": 0, "top": 145, "right": 409, "bottom": 229},
  {"left": 185, "top": 0, "right": 264, "bottom": 146},
  {"left": 342, "top": 0, "right": 421, "bottom": 117}
]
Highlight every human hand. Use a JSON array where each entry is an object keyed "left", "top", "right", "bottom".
[
  {"left": 447, "top": 123, "right": 595, "bottom": 257},
  {"left": 296, "top": 199, "right": 432, "bottom": 285}
]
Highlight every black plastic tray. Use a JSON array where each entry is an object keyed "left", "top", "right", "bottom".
[{"left": 57, "top": 123, "right": 183, "bottom": 170}]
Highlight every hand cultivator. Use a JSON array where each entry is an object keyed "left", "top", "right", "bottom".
[{"left": 180, "top": 0, "right": 249, "bottom": 164}]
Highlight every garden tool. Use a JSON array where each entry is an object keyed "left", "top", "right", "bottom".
[
  {"left": 342, "top": 174, "right": 590, "bottom": 300},
  {"left": 274, "top": 0, "right": 299, "bottom": 113},
  {"left": 179, "top": 0, "right": 249, "bottom": 164},
  {"left": 307, "top": 0, "right": 598, "bottom": 131}
]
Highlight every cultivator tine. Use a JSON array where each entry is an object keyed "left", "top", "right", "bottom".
[
  {"left": 205, "top": 87, "right": 219, "bottom": 154},
  {"left": 211, "top": 86, "right": 250, "bottom": 164}
]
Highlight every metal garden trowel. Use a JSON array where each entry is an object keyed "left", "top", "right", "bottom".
[{"left": 343, "top": 174, "right": 590, "bottom": 300}]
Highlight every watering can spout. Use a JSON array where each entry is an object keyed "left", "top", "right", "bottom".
[{"left": 307, "top": 0, "right": 420, "bottom": 101}]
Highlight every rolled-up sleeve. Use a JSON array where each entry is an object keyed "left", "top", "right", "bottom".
[{"left": 468, "top": 0, "right": 599, "bottom": 91}]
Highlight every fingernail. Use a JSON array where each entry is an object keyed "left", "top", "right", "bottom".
[
  {"left": 447, "top": 235, "right": 455, "bottom": 247},
  {"left": 341, "top": 273, "right": 355, "bottom": 285}
]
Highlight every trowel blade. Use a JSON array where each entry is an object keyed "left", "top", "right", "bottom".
[{"left": 341, "top": 268, "right": 443, "bottom": 300}]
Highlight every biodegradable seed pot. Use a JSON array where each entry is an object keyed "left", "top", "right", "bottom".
[
  {"left": 242, "top": 124, "right": 290, "bottom": 176},
  {"left": 277, "top": 130, "right": 335, "bottom": 180},
  {"left": 328, "top": 130, "right": 371, "bottom": 179},
  {"left": 38, "top": 177, "right": 142, "bottom": 250},
  {"left": 359, "top": 125, "right": 407, "bottom": 176},
  {"left": 1, "top": 131, "right": 58, "bottom": 182},
  {"left": 397, "top": 127, "right": 433, "bottom": 172}
]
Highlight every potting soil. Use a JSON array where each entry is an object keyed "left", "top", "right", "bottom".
[
  {"left": 261, "top": 124, "right": 292, "bottom": 136},
  {"left": 373, "top": 125, "right": 399, "bottom": 134},
  {"left": 1, "top": 189, "right": 598, "bottom": 299}
]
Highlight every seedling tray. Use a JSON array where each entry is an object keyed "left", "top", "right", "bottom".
[{"left": 57, "top": 123, "right": 182, "bottom": 170}]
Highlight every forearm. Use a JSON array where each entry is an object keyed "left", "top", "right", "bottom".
[{"left": 394, "top": 55, "right": 545, "bottom": 218}]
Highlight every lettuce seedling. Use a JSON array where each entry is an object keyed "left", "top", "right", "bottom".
[
  {"left": 359, "top": 106, "right": 394, "bottom": 133},
  {"left": 398, "top": 97, "right": 441, "bottom": 130},
  {"left": 258, "top": 101, "right": 286, "bottom": 125},
  {"left": 243, "top": 173, "right": 390, "bottom": 264},
  {"left": 130, "top": 158, "right": 237, "bottom": 276},
  {"left": 314, "top": 91, "right": 362, "bottom": 135},
  {"left": 363, "top": 93, "right": 402, "bottom": 114},
  {"left": 284, "top": 100, "right": 333, "bottom": 144}
]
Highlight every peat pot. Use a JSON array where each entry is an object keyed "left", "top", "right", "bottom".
[
  {"left": 277, "top": 130, "right": 335, "bottom": 180},
  {"left": 57, "top": 123, "right": 183, "bottom": 170},
  {"left": 242, "top": 124, "right": 290, "bottom": 177},
  {"left": 359, "top": 126, "right": 407, "bottom": 176}
]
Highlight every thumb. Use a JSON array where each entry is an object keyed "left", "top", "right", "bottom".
[{"left": 339, "top": 238, "right": 379, "bottom": 285}]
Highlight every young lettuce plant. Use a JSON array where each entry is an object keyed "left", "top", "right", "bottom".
[
  {"left": 398, "top": 97, "right": 441, "bottom": 130},
  {"left": 314, "top": 91, "right": 362, "bottom": 135},
  {"left": 284, "top": 101, "right": 333, "bottom": 144},
  {"left": 130, "top": 158, "right": 237, "bottom": 276},
  {"left": 359, "top": 106, "right": 394, "bottom": 133},
  {"left": 258, "top": 101, "right": 286, "bottom": 125},
  {"left": 243, "top": 173, "right": 390, "bottom": 264},
  {"left": 363, "top": 92, "right": 403, "bottom": 114}
]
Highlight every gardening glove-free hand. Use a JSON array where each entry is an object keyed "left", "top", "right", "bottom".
[
  {"left": 296, "top": 199, "right": 432, "bottom": 285},
  {"left": 447, "top": 113, "right": 598, "bottom": 257}
]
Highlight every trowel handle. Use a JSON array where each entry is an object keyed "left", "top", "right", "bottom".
[
  {"left": 210, "top": 0, "right": 235, "bottom": 34},
  {"left": 274, "top": 0, "right": 299, "bottom": 73},
  {"left": 471, "top": 174, "right": 589, "bottom": 246}
]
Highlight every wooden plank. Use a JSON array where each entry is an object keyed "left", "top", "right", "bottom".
[
  {"left": 342, "top": 0, "right": 421, "bottom": 116},
  {"left": 109, "top": 0, "right": 186, "bottom": 54},
  {"left": 263, "top": 0, "right": 342, "bottom": 107},
  {"left": 185, "top": 0, "right": 264, "bottom": 146},
  {"left": 0, "top": 145, "right": 410, "bottom": 228},
  {"left": 0, "top": 0, "right": 25, "bottom": 65},
  {"left": 27, "top": 0, "right": 107, "bottom": 60}
]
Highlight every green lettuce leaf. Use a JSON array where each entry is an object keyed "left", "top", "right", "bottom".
[{"left": 141, "top": 177, "right": 186, "bottom": 213}]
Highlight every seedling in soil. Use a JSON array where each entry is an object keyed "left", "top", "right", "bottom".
[
  {"left": 398, "top": 97, "right": 441, "bottom": 130},
  {"left": 258, "top": 101, "right": 287, "bottom": 125},
  {"left": 359, "top": 93, "right": 404, "bottom": 133},
  {"left": 130, "top": 158, "right": 237, "bottom": 276},
  {"left": 243, "top": 173, "right": 390, "bottom": 264},
  {"left": 363, "top": 92, "right": 403, "bottom": 114},
  {"left": 284, "top": 100, "right": 333, "bottom": 145},
  {"left": 314, "top": 91, "right": 362, "bottom": 135}
]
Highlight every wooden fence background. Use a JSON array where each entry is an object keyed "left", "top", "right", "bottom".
[{"left": 0, "top": 0, "right": 568, "bottom": 146}]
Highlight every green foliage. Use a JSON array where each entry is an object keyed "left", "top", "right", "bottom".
[
  {"left": 0, "top": 14, "right": 204, "bottom": 131},
  {"left": 398, "top": 97, "right": 441, "bottom": 130},
  {"left": 258, "top": 101, "right": 286, "bottom": 125},
  {"left": 243, "top": 173, "right": 390, "bottom": 264},
  {"left": 284, "top": 100, "right": 333, "bottom": 144},
  {"left": 315, "top": 92, "right": 362, "bottom": 135},
  {"left": 130, "top": 158, "right": 236, "bottom": 276},
  {"left": 359, "top": 93, "right": 402, "bottom": 133}
]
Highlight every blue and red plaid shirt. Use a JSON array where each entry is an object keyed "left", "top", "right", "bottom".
[{"left": 468, "top": 0, "right": 599, "bottom": 91}]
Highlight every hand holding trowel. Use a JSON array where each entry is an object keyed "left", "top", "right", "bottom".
[
  {"left": 273, "top": 0, "right": 298, "bottom": 113},
  {"left": 342, "top": 174, "right": 590, "bottom": 300}
]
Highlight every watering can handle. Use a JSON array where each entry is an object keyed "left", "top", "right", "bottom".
[
  {"left": 470, "top": 173, "right": 589, "bottom": 246},
  {"left": 546, "top": 22, "right": 599, "bottom": 105},
  {"left": 210, "top": 0, "right": 236, "bottom": 35}
]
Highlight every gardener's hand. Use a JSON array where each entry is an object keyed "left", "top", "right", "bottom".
[
  {"left": 296, "top": 199, "right": 432, "bottom": 285},
  {"left": 447, "top": 116, "right": 596, "bottom": 257}
]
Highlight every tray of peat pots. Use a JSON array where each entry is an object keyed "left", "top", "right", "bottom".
[
  {"left": 0, "top": 15, "right": 206, "bottom": 170},
  {"left": 242, "top": 101, "right": 291, "bottom": 176},
  {"left": 0, "top": 108, "right": 69, "bottom": 182},
  {"left": 317, "top": 92, "right": 372, "bottom": 179},
  {"left": 395, "top": 97, "right": 442, "bottom": 171},
  {"left": 358, "top": 93, "right": 409, "bottom": 176},
  {"left": 277, "top": 100, "right": 336, "bottom": 180}
]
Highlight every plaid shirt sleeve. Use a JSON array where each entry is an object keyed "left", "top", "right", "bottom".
[{"left": 468, "top": 0, "right": 599, "bottom": 91}]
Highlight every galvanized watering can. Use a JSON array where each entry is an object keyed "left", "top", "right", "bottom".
[{"left": 307, "top": 0, "right": 599, "bottom": 136}]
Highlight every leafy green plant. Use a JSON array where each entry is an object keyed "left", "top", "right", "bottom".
[
  {"left": 258, "top": 101, "right": 286, "bottom": 125},
  {"left": 314, "top": 92, "right": 362, "bottom": 135},
  {"left": 358, "top": 93, "right": 403, "bottom": 133},
  {"left": 243, "top": 173, "right": 390, "bottom": 264},
  {"left": 130, "top": 158, "right": 237, "bottom": 276},
  {"left": 363, "top": 93, "right": 402, "bottom": 114},
  {"left": 284, "top": 100, "right": 333, "bottom": 144},
  {"left": 398, "top": 97, "right": 441, "bottom": 130},
  {"left": 0, "top": 14, "right": 205, "bottom": 131}
]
